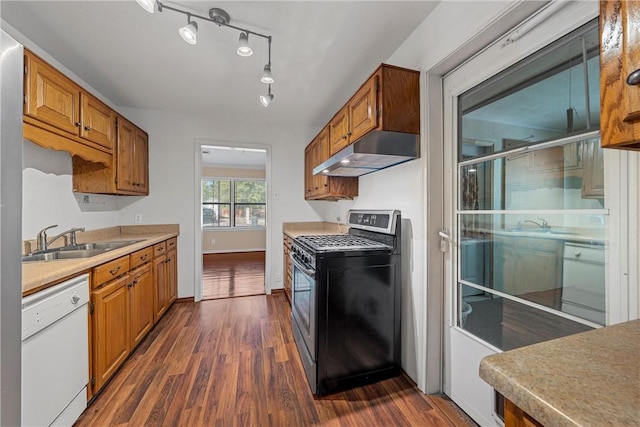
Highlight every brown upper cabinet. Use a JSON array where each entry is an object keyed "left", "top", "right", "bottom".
[
  {"left": 600, "top": 0, "right": 640, "bottom": 150},
  {"left": 304, "top": 63, "right": 418, "bottom": 201},
  {"left": 115, "top": 117, "right": 149, "bottom": 194},
  {"left": 23, "top": 50, "right": 115, "bottom": 164},
  {"left": 305, "top": 126, "right": 358, "bottom": 200},
  {"left": 23, "top": 49, "right": 150, "bottom": 196},
  {"left": 328, "top": 64, "right": 419, "bottom": 156},
  {"left": 72, "top": 117, "right": 149, "bottom": 196}
]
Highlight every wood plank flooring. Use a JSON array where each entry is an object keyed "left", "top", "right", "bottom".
[
  {"left": 76, "top": 292, "right": 476, "bottom": 427},
  {"left": 202, "top": 251, "right": 265, "bottom": 300}
]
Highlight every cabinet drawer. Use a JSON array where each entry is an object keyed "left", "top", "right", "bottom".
[
  {"left": 563, "top": 243, "right": 604, "bottom": 264},
  {"left": 92, "top": 256, "right": 130, "bottom": 288},
  {"left": 130, "top": 247, "right": 153, "bottom": 269},
  {"left": 153, "top": 242, "right": 166, "bottom": 258},
  {"left": 166, "top": 237, "right": 177, "bottom": 251}
]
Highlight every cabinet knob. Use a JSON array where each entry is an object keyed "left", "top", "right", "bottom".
[
  {"left": 342, "top": 135, "right": 348, "bottom": 140},
  {"left": 347, "top": 132, "right": 352, "bottom": 136},
  {"left": 84, "top": 125, "right": 92, "bottom": 131},
  {"left": 627, "top": 69, "right": 640, "bottom": 86},
  {"left": 75, "top": 122, "right": 82, "bottom": 127}
]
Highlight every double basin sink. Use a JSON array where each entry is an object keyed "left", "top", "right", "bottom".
[{"left": 22, "top": 240, "right": 143, "bottom": 262}]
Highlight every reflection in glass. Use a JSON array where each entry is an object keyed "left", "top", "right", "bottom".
[
  {"left": 459, "top": 19, "right": 599, "bottom": 162},
  {"left": 460, "top": 137, "right": 604, "bottom": 212},
  {"left": 459, "top": 213, "right": 605, "bottom": 315},
  {"left": 459, "top": 284, "right": 592, "bottom": 351}
]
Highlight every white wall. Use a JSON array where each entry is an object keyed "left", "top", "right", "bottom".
[
  {"left": 22, "top": 140, "right": 120, "bottom": 239},
  {"left": 116, "top": 107, "right": 323, "bottom": 299}
]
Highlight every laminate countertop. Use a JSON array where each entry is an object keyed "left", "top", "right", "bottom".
[
  {"left": 282, "top": 221, "right": 348, "bottom": 239},
  {"left": 480, "top": 319, "right": 640, "bottom": 426},
  {"left": 22, "top": 224, "right": 179, "bottom": 296}
]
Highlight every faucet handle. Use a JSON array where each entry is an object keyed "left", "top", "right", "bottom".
[
  {"left": 537, "top": 218, "right": 549, "bottom": 228},
  {"left": 36, "top": 224, "right": 58, "bottom": 252},
  {"left": 68, "top": 227, "right": 85, "bottom": 245}
]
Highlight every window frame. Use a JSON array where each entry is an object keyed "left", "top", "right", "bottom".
[{"left": 201, "top": 177, "right": 266, "bottom": 230}]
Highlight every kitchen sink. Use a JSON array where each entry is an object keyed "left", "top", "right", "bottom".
[
  {"left": 22, "top": 240, "right": 143, "bottom": 262},
  {"left": 57, "top": 240, "right": 143, "bottom": 251},
  {"left": 509, "top": 228, "right": 578, "bottom": 235}
]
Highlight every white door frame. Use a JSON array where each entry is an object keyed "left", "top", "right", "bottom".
[{"left": 193, "top": 139, "right": 273, "bottom": 302}]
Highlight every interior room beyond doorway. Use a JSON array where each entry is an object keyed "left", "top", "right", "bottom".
[{"left": 200, "top": 145, "right": 267, "bottom": 300}]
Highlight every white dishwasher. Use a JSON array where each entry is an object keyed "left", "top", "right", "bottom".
[
  {"left": 22, "top": 273, "right": 89, "bottom": 427},
  {"left": 561, "top": 243, "right": 605, "bottom": 325}
]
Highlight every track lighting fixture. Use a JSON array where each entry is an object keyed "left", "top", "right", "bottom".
[
  {"left": 178, "top": 17, "right": 198, "bottom": 45},
  {"left": 261, "top": 64, "right": 274, "bottom": 84},
  {"left": 237, "top": 32, "right": 253, "bottom": 57},
  {"left": 136, "top": 0, "right": 155, "bottom": 14},
  {"left": 136, "top": 0, "right": 275, "bottom": 105},
  {"left": 260, "top": 85, "right": 274, "bottom": 107}
]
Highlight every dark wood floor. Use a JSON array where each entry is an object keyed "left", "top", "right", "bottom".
[
  {"left": 76, "top": 292, "right": 475, "bottom": 426},
  {"left": 203, "top": 251, "right": 265, "bottom": 300}
]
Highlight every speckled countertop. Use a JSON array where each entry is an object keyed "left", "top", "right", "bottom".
[
  {"left": 480, "top": 319, "right": 640, "bottom": 426},
  {"left": 282, "top": 221, "right": 348, "bottom": 239},
  {"left": 22, "top": 224, "right": 179, "bottom": 296}
]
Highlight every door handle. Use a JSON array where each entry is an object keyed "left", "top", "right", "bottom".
[{"left": 439, "top": 229, "right": 450, "bottom": 253}]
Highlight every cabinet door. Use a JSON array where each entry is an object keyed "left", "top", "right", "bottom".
[
  {"left": 582, "top": 140, "right": 604, "bottom": 199},
  {"left": 133, "top": 129, "right": 149, "bottom": 194},
  {"left": 166, "top": 249, "right": 178, "bottom": 304},
  {"left": 329, "top": 108, "right": 349, "bottom": 155},
  {"left": 80, "top": 92, "right": 116, "bottom": 150},
  {"left": 313, "top": 127, "right": 330, "bottom": 196},
  {"left": 24, "top": 51, "right": 80, "bottom": 136},
  {"left": 116, "top": 116, "right": 136, "bottom": 192},
  {"left": 92, "top": 275, "right": 130, "bottom": 392},
  {"left": 304, "top": 144, "right": 314, "bottom": 199},
  {"left": 153, "top": 254, "right": 168, "bottom": 322},
  {"left": 348, "top": 76, "right": 378, "bottom": 142},
  {"left": 600, "top": 0, "right": 640, "bottom": 148},
  {"left": 129, "top": 263, "right": 154, "bottom": 349}
]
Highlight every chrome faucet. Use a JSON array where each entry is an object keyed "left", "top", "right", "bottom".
[
  {"left": 516, "top": 218, "right": 550, "bottom": 230},
  {"left": 36, "top": 225, "right": 85, "bottom": 252}
]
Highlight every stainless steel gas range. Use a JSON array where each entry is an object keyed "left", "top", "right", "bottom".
[{"left": 290, "top": 209, "right": 401, "bottom": 395}]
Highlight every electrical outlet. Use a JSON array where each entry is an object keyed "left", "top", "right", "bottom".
[
  {"left": 134, "top": 213, "right": 142, "bottom": 224},
  {"left": 210, "top": 238, "right": 216, "bottom": 245},
  {"left": 83, "top": 195, "right": 90, "bottom": 203}
]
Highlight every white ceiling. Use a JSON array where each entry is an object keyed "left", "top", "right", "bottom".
[{"left": 1, "top": 1, "right": 438, "bottom": 129}]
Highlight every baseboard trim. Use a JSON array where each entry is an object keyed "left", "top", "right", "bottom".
[
  {"left": 203, "top": 248, "right": 266, "bottom": 254},
  {"left": 174, "top": 297, "right": 195, "bottom": 303}
]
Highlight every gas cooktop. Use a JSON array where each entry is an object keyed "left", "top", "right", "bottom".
[{"left": 296, "top": 234, "right": 392, "bottom": 252}]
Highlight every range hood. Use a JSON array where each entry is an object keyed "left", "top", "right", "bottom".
[{"left": 313, "top": 131, "right": 420, "bottom": 177}]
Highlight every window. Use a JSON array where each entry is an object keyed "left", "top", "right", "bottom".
[
  {"left": 456, "top": 19, "right": 607, "bottom": 351},
  {"left": 202, "top": 179, "right": 266, "bottom": 228}
]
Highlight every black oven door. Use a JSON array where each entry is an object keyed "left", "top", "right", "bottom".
[{"left": 291, "top": 254, "right": 316, "bottom": 359}]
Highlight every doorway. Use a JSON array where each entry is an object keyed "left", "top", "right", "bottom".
[{"left": 198, "top": 144, "right": 268, "bottom": 300}]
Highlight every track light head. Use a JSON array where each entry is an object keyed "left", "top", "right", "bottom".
[
  {"left": 179, "top": 19, "right": 198, "bottom": 45},
  {"left": 261, "top": 64, "right": 274, "bottom": 84},
  {"left": 237, "top": 32, "right": 253, "bottom": 57},
  {"left": 136, "top": 0, "right": 156, "bottom": 13},
  {"left": 260, "top": 85, "right": 274, "bottom": 107}
]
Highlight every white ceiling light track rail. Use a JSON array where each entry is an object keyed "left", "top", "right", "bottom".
[{"left": 136, "top": 0, "right": 275, "bottom": 107}]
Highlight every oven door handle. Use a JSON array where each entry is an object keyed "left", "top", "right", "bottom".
[{"left": 291, "top": 254, "right": 315, "bottom": 279}]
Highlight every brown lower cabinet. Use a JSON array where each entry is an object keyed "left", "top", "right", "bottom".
[
  {"left": 505, "top": 398, "right": 543, "bottom": 427},
  {"left": 283, "top": 234, "right": 293, "bottom": 304},
  {"left": 89, "top": 237, "right": 177, "bottom": 399},
  {"left": 91, "top": 274, "right": 130, "bottom": 394}
]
